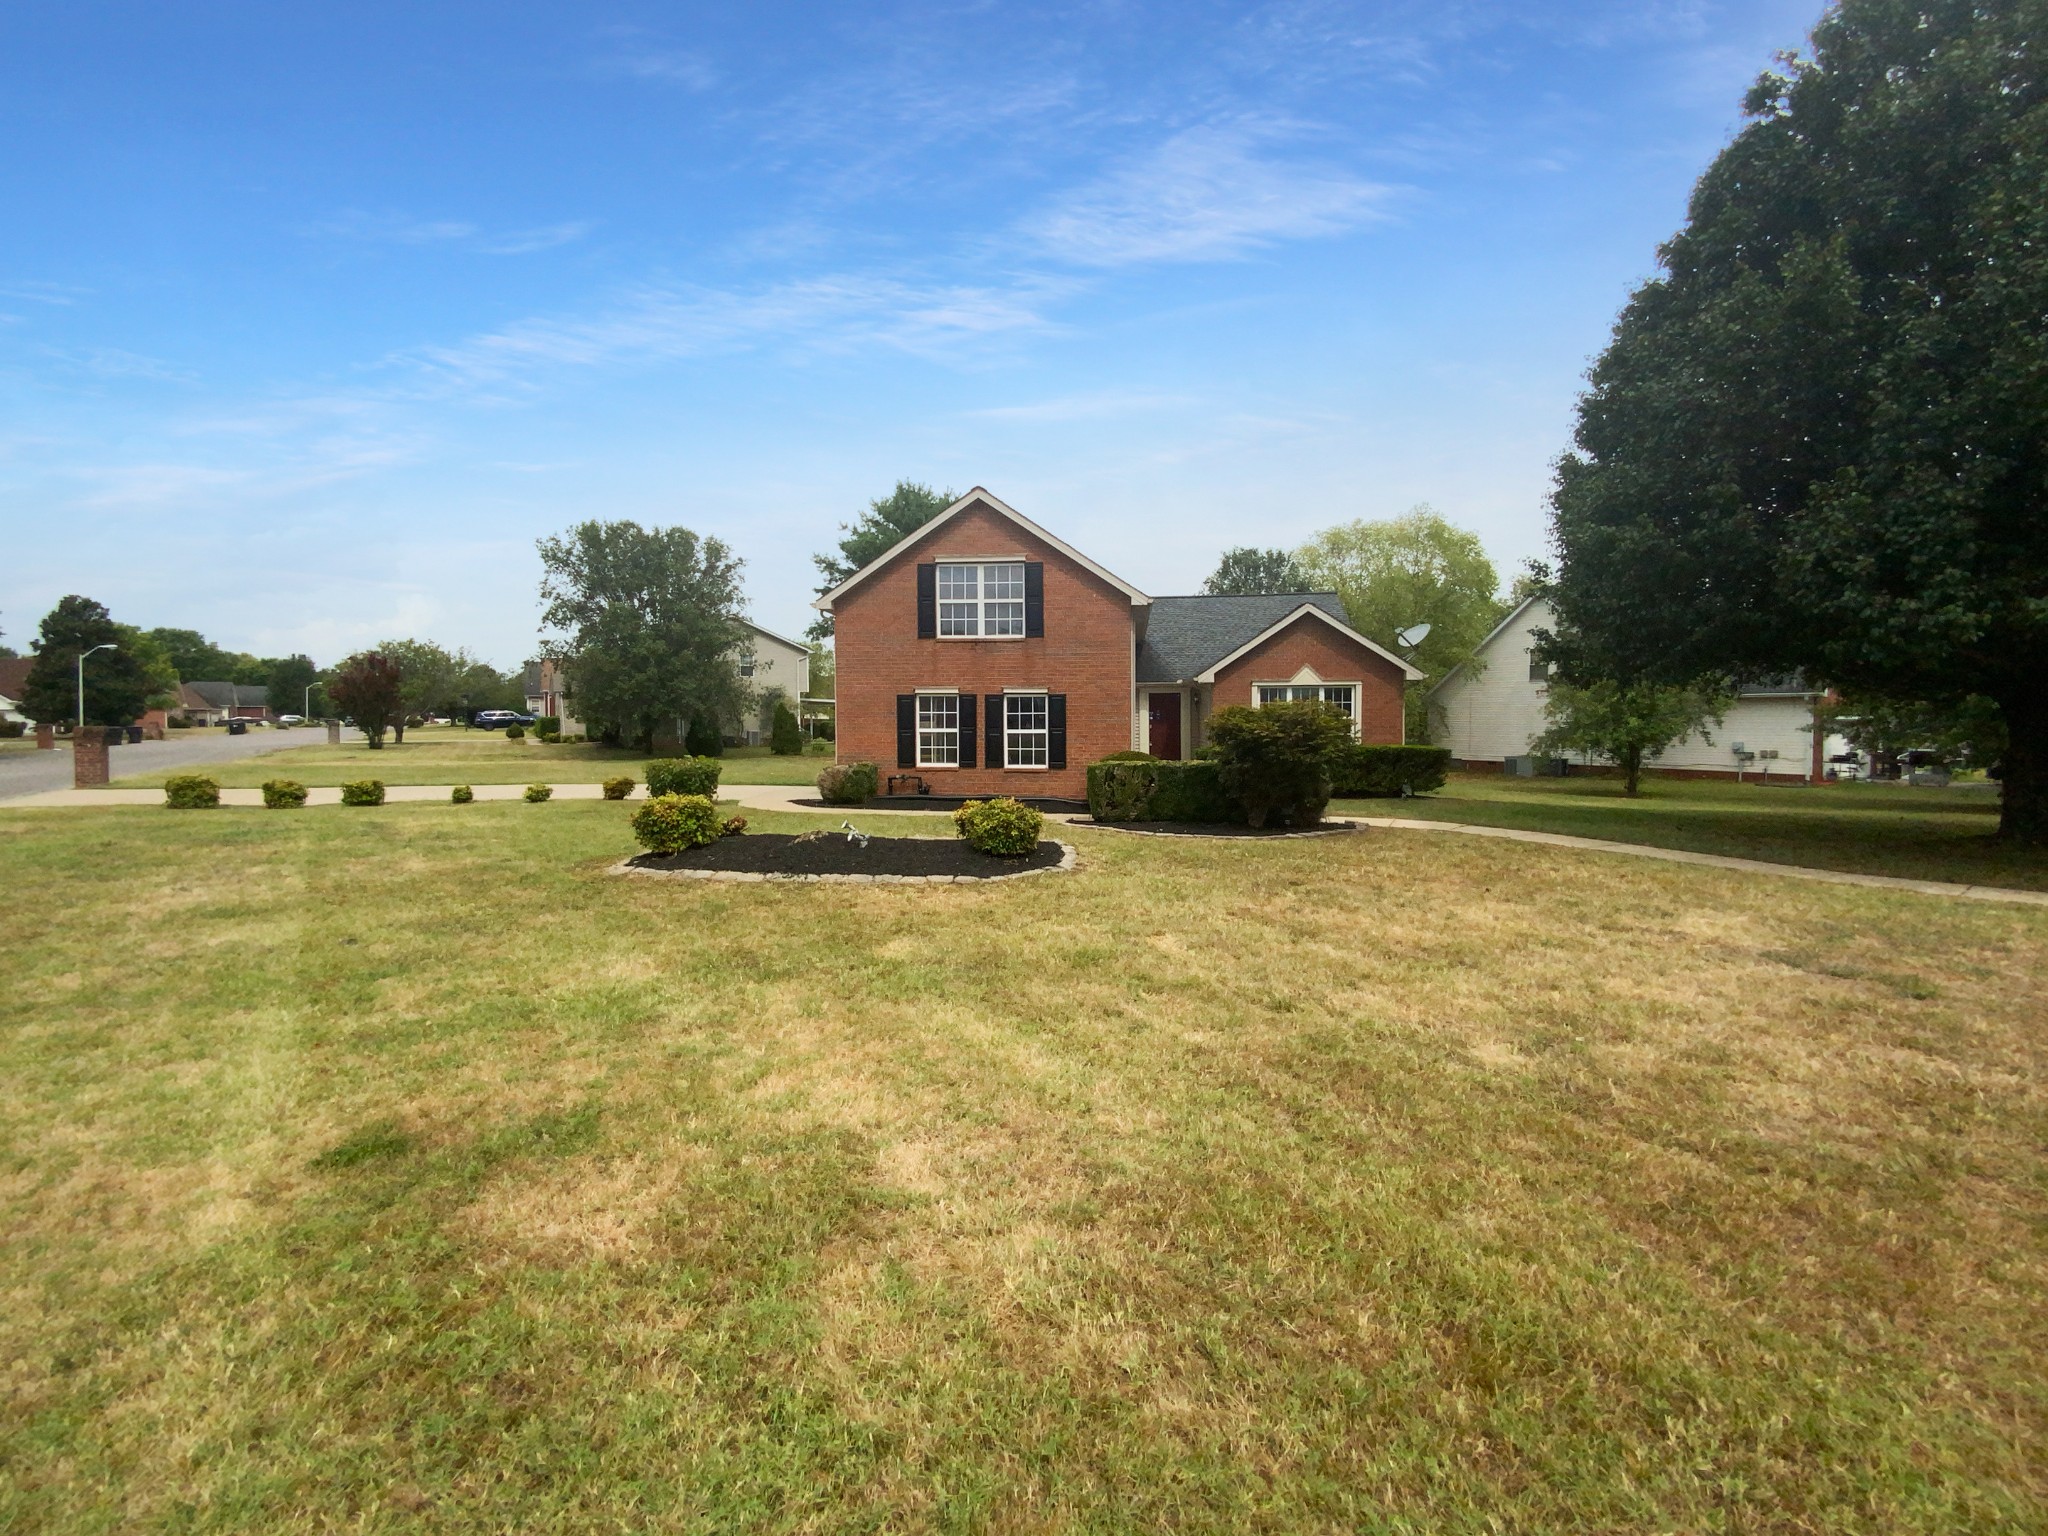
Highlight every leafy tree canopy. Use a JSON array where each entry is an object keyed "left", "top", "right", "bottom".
[
  {"left": 1532, "top": 680, "right": 1732, "bottom": 797},
  {"left": 1826, "top": 692, "right": 2007, "bottom": 777},
  {"left": 1545, "top": 0, "right": 2048, "bottom": 841},
  {"left": 20, "top": 596, "right": 155, "bottom": 726},
  {"left": 265, "top": 654, "right": 319, "bottom": 716},
  {"left": 809, "top": 481, "right": 954, "bottom": 637},
  {"left": 1202, "top": 548, "right": 1307, "bottom": 595},
  {"left": 1293, "top": 507, "right": 1504, "bottom": 734},
  {"left": 328, "top": 651, "right": 405, "bottom": 748},
  {"left": 538, "top": 520, "right": 752, "bottom": 751}
]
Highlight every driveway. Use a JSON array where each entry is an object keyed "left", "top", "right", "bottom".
[{"left": 0, "top": 727, "right": 360, "bottom": 801}]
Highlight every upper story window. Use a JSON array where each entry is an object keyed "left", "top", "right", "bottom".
[
  {"left": 1527, "top": 654, "right": 1549, "bottom": 683},
  {"left": 937, "top": 562, "right": 1026, "bottom": 638},
  {"left": 739, "top": 656, "right": 756, "bottom": 678},
  {"left": 1256, "top": 683, "right": 1355, "bottom": 717}
]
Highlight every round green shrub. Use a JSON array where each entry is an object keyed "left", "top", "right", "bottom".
[
  {"left": 524, "top": 783, "right": 553, "bottom": 802},
  {"left": 261, "top": 778, "right": 308, "bottom": 809},
  {"left": 645, "top": 756, "right": 721, "bottom": 797},
  {"left": 505, "top": 724, "right": 525, "bottom": 740},
  {"left": 451, "top": 784, "right": 474, "bottom": 804},
  {"left": 340, "top": 779, "right": 385, "bottom": 806},
  {"left": 1206, "top": 701, "right": 1352, "bottom": 828},
  {"left": 952, "top": 796, "right": 1043, "bottom": 856},
  {"left": 601, "top": 775, "right": 636, "bottom": 801},
  {"left": 164, "top": 774, "right": 220, "bottom": 809},
  {"left": 816, "top": 760, "right": 878, "bottom": 805},
  {"left": 630, "top": 793, "right": 723, "bottom": 854}
]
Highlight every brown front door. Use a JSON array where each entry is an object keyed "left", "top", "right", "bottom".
[{"left": 1147, "top": 692, "right": 1182, "bottom": 760}]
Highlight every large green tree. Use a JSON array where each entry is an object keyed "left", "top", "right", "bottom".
[
  {"left": 20, "top": 596, "right": 155, "bottom": 726},
  {"left": 809, "top": 481, "right": 954, "bottom": 638},
  {"left": 1293, "top": 507, "right": 1505, "bottom": 736},
  {"left": 1546, "top": 0, "right": 2048, "bottom": 842},
  {"left": 266, "top": 654, "right": 319, "bottom": 718},
  {"left": 1202, "top": 548, "right": 1308, "bottom": 595},
  {"left": 538, "top": 520, "right": 752, "bottom": 751}
]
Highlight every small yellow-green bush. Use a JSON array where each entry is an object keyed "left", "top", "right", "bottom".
[
  {"left": 601, "top": 775, "right": 635, "bottom": 801},
  {"left": 524, "top": 783, "right": 553, "bottom": 803},
  {"left": 451, "top": 784, "right": 474, "bottom": 804},
  {"left": 261, "top": 779, "right": 308, "bottom": 809},
  {"left": 646, "top": 757, "right": 721, "bottom": 797},
  {"left": 630, "top": 793, "right": 725, "bottom": 854},
  {"left": 164, "top": 774, "right": 220, "bottom": 809},
  {"left": 952, "top": 796, "right": 1043, "bottom": 856},
  {"left": 340, "top": 780, "right": 385, "bottom": 807}
]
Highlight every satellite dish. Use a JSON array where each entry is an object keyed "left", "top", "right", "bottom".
[{"left": 1396, "top": 623, "right": 1432, "bottom": 650}]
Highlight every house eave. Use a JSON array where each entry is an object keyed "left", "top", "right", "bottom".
[{"left": 1192, "top": 604, "right": 1426, "bottom": 684}]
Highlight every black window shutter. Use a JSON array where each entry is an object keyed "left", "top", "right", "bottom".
[
  {"left": 958, "top": 691, "right": 976, "bottom": 768},
  {"left": 1047, "top": 694, "right": 1067, "bottom": 769},
  {"left": 897, "top": 695, "right": 915, "bottom": 767},
  {"left": 916, "top": 564, "right": 937, "bottom": 639},
  {"left": 986, "top": 695, "right": 1004, "bottom": 768},
  {"left": 1024, "top": 562, "right": 1044, "bottom": 637}
]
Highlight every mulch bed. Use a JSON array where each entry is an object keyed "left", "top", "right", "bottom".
[
  {"left": 1082, "top": 819, "right": 1360, "bottom": 839},
  {"left": 625, "top": 832, "right": 1067, "bottom": 880}
]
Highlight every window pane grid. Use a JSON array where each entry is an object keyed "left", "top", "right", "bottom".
[
  {"left": 936, "top": 562, "right": 1028, "bottom": 638},
  {"left": 1005, "top": 695, "right": 1048, "bottom": 767},
  {"left": 917, "top": 696, "right": 959, "bottom": 766}
]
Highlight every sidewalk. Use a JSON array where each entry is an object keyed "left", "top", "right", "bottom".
[{"left": 5, "top": 783, "right": 2044, "bottom": 908}]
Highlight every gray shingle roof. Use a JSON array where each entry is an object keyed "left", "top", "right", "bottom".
[
  {"left": 1135, "top": 593, "right": 1353, "bottom": 684},
  {"left": 182, "top": 681, "right": 269, "bottom": 709}
]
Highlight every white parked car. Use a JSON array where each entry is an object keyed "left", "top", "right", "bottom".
[{"left": 277, "top": 713, "right": 306, "bottom": 726}]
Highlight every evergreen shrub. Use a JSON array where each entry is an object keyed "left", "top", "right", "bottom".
[
  {"left": 770, "top": 699, "right": 803, "bottom": 755},
  {"left": 1207, "top": 701, "right": 1353, "bottom": 828},
  {"left": 684, "top": 715, "right": 723, "bottom": 757},
  {"left": 601, "top": 775, "right": 635, "bottom": 801},
  {"left": 524, "top": 783, "right": 553, "bottom": 802},
  {"left": 451, "top": 784, "right": 474, "bottom": 804},
  {"left": 164, "top": 774, "right": 220, "bottom": 809},
  {"left": 816, "top": 761, "right": 878, "bottom": 805},
  {"left": 340, "top": 780, "right": 385, "bottom": 806},
  {"left": 505, "top": 725, "right": 525, "bottom": 740},
  {"left": 1085, "top": 760, "right": 1239, "bottom": 823},
  {"left": 1330, "top": 744, "right": 1452, "bottom": 797},
  {"left": 533, "top": 715, "right": 560, "bottom": 736},
  {"left": 646, "top": 757, "right": 721, "bottom": 797},
  {"left": 631, "top": 793, "right": 723, "bottom": 854},
  {"left": 953, "top": 797, "right": 1043, "bottom": 856},
  {"left": 261, "top": 779, "right": 308, "bottom": 809}
]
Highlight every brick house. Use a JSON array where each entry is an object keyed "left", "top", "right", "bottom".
[{"left": 815, "top": 488, "right": 1423, "bottom": 801}]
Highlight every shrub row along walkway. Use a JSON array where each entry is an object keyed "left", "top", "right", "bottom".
[{"left": 6, "top": 780, "right": 2044, "bottom": 907}]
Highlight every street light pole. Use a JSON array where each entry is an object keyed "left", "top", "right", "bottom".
[
  {"left": 76, "top": 643, "right": 116, "bottom": 732},
  {"left": 305, "top": 682, "right": 314, "bottom": 722}
]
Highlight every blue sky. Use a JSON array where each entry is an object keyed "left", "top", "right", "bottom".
[{"left": 0, "top": 0, "right": 1820, "bottom": 668}]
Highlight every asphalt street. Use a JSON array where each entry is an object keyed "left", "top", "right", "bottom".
[{"left": 0, "top": 726, "right": 361, "bottom": 801}]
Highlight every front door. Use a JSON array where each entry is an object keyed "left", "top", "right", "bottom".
[{"left": 1147, "top": 692, "right": 1182, "bottom": 760}]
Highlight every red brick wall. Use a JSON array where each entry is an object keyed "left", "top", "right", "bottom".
[
  {"left": 1211, "top": 618, "right": 1409, "bottom": 744},
  {"left": 831, "top": 498, "right": 1137, "bottom": 798}
]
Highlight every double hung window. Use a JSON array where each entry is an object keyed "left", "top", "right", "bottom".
[
  {"left": 937, "top": 562, "right": 1026, "bottom": 637},
  {"left": 916, "top": 695, "right": 960, "bottom": 766},
  {"left": 1004, "top": 694, "right": 1049, "bottom": 768},
  {"left": 1256, "top": 683, "right": 1356, "bottom": 717}
]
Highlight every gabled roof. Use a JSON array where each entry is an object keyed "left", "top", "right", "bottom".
[
  {"left": 182, "top": 680, "right": 268, "bottom": 709},
  {"left": 736, "top": 617, "right": 812, "bottom": 653},
  {"left": 1189, "top": 601, "right": 1426, "bottom": 683},
  {"left": 0, "top": 656, "right": 32, "bottom": 703},
  {"left": 812, "top": 488, "right": 1150, "bottom": 612},
  {"left": 1137, "top": 592, "right": 1350, "bottom": 683},
  {"left": 1426, "top": 593, "right": 1545, "bottom": 697}
]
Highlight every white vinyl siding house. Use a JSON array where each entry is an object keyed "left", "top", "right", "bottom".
[
  {"left": 1428, "top": 596, "right": 1848, "bottom": 781},
  {"left": 734, "top": 620, "right": 813, "bottom": 745}
]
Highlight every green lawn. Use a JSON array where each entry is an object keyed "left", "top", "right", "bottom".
[
  {"left": 1341, "top": 770, "right": 2047, "bottom": 891},
  {"left": 3, "top": 801, "right": 2044, "bottom": 1531},
  {"left": 109, "top": 726, "right": 835, "bottom": 788}
]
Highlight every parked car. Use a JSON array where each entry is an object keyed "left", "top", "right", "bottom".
[
  {"left": 277, "top": 713, "right": 305, "bottom": 726},
  {"left": 473, "top": 710, "right": 535, "bottom": 728}
]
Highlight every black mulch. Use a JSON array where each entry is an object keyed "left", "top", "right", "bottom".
[
  {"left": 1083, "top": 819, "right": 1359, "bottom": 837},
  {"left": 628, "top": 833, "right": 1065, "bottom": 878}
]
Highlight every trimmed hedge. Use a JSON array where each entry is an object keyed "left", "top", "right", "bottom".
[
  {"left": 533, "top": 715, "right": 561, "bottom": 736},
  {"left": 451, "top": 784, "right": 474, "bottom": 804},
  {"left": 646, "top": 757, "right": 721, "bottom": 797},
  {"left": 1085, "top": 760, "right": 1241, "bottom": 824},
  {"left": 340, "top": 779, "right": 385, "bottom": 806},
  {"left": 1330, "top": 744, "right": 1452, "bottom": 797},
  {"left": 524, "top": 783, "right": 553, "bottom": 802},
  {"left": 505, "top": 725, "right": 525, "bottom": 739},
  {"left": 601, "top": 775, "right": 636, "bottom": 801},
  {"left": 631, "top": 793, "right": 724, "bottom": 853},
  {"left": 953, "top": 796, "right": 1043, "bottom": 856},
  {"left": 261, "top": 778, "right": 308, "bottom": 809},
  {"left": 164, "top": 774, "right": 220, "bottom": 809},
  {"left": 816, "top": 761, "right": 878, "bottom": 806}
]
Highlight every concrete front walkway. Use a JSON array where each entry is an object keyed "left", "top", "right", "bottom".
[{"left": 5, "top": 782, "right": 2044, "bottom": 909}]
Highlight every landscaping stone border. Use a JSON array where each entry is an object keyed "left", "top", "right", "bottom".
[
  {"left": 609, "top": 839, "right": 1079, "bottom": 886},
  {"left": 1083, "top": 819, "right": 1361, "bottom": 840}
]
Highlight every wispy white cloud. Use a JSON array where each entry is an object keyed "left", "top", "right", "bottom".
[
  {"left": 966, "top": 391, "right": 1196, "bottom": 424},
  {"left": 591, "top": 25, "right": 717, "bottom": 90},
  {"left": 1027, "top": 123, "right": 1395, "bottom": 266},
  {"left": 0, "top": 280, "right": 86, "bottom": 307},
  {"left": 307, "top": 210, "right": 592, "bottom": 255},
  {"left": 40, "top": 346, "right": 193, "bottom": 384}
]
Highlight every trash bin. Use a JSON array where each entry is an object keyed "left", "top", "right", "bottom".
[
  {"left": 227, "top": 719, "right": 247, "bottom": 736},
  {"left": 126, "top": 725, "right": 144, "bottom": 744}
]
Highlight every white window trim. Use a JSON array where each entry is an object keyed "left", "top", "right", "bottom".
[
  {"left": 1253, "top": 680, "right": 1364, "bottom": 738},
  {"left": 1002, "top": 693, "right": 1050, "bottom": 771},
  {"left": 935, "top": 559, "right": 1029, "bottom": 641},
  {"left": 915, "top": 693, "right": 962, "bottom": 769}
]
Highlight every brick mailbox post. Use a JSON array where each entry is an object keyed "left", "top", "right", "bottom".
[
  {"left": 73, "top": 727, "right": 116, "bottom": 788},
  {"left": 35, "top": 723, "right": 55, "bottom": 750},
  {"left": 326, "top": 719, "right": 341, "bottom": 745}
]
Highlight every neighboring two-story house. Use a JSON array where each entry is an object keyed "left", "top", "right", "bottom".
[
  {"left": 815, "top": 488, "right": 1423, "bottom": 801},
  {"left": 1428, "top": 595, "right": 1850, "bottom": 782}
]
